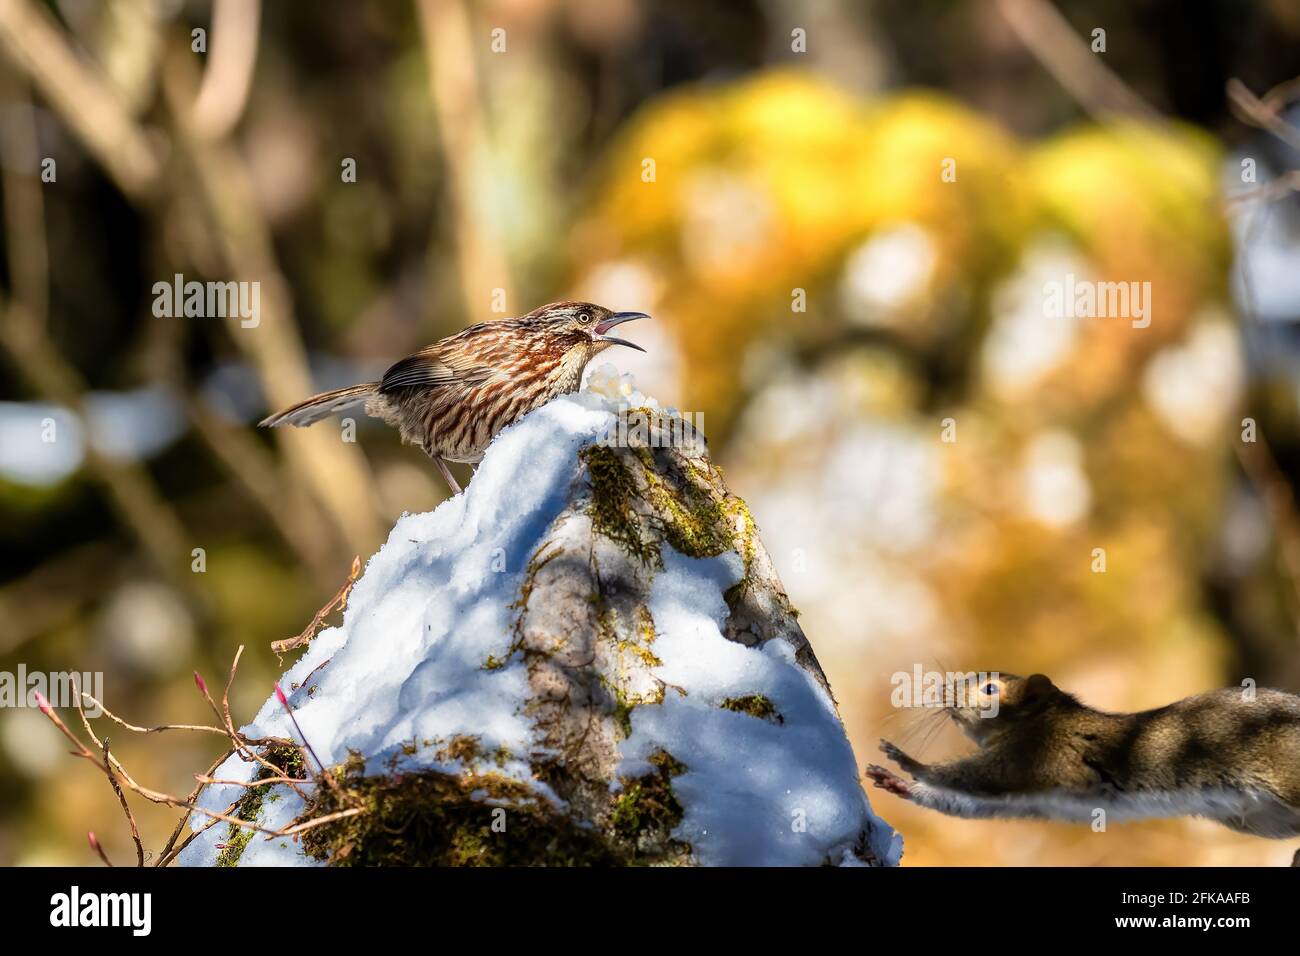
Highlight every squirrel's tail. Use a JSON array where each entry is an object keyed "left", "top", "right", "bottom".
[{"left": 258, "top": 383, "right": 377, "bottom": 428}]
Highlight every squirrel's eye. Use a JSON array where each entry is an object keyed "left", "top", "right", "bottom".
[
  {"left": 982, "top": 683, "right": 998, "bottom": 696},
  {"left": 578, "top": 311, "right": 592, "bottom": 324}
]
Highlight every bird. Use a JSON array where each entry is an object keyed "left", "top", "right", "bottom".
[{"left": 259, "top": 301, "right": 649, "bottom": 495}]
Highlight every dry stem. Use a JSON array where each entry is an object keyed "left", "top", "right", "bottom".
[{"left": 272, "top": 555, "right": 361, "bottom": 657}]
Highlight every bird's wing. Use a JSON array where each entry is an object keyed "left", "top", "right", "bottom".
[{"left": 379, "top": 347, "right": 496, "bottom": 392}]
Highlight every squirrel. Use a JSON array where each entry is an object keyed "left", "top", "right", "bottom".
[{"left": 865, "top": 672, "right": 1300, "bottom": 838}]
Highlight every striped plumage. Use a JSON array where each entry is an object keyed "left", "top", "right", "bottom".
[{"left": 259, "top": 301, "right": 648, "bottom": 494}]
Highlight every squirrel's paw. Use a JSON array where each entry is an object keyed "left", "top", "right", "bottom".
[
  {"left": 879, "top": 738, "right": 919, "bottom": 771},
  {"left": 865, "top": 764, "right": 912, "bottom": 798}
]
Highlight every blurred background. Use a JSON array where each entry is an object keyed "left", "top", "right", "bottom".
[{"left": 2, "top": 0, "right": 1300, "bottom": 866}]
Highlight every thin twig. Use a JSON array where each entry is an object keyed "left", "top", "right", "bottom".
[
  {"left": 267, "top": 807, "right": 364, "bottom": 840},
  {"left": 994, "top": 0, "right": 1161, "bottom": 122},
  {"left": 87, "top": 832, "right": 113, "bottom": 867},
  {"left": 272, "top": 555, "right": 361, "bottom": 657},
  {"left": 195, "top": 652, "right": 304, "bottom": 791},
  {"left": 1228, "top": 77, "right": 1300, "bottom": 154},
  {"left": 1224, "top": 171, "right": 1300, "bottom": 210},
  {"left": 221, "top": 647, "right": 302, "bottom": 786},
  {"left": 35, "top": 693, "right": 313, "bottom": 838},
  {"left": 101, "top": 738, "right": 145, "bottom": 866},
  {"left": 39, "top": 636, "right": 368, "bottom": 861},
  {"left": 274, "top": 683, "right": 343, "bottom": 797},
  {"left": 155, "top": 748, "right": 235, "bottom": 866},
  {"left": 158, "top": 802, "right": 237, "bottom": 867},
  {"left": 196, "top": 774, "right": 310, "bottom": 788},
  {"left": 81, "top": 691, "right": 227, "bottom": 737}
]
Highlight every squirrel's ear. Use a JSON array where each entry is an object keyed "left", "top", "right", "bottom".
[{"left": 1023, "top": 673, "right": 1056, "bottom": 702}]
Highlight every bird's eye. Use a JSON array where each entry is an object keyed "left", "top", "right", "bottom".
[
  {"left": 578, "top": 311, "right": 592, "bottom": 324},
  {"left": 982, "top": 683, "right": 999, "bottom": 696}
]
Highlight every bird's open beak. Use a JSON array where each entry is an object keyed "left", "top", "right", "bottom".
[{"left": 593, "top": 311, "right": 649, "bottom": 352}]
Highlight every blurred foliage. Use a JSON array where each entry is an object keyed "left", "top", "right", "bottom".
[{"left": 576, "top": 74, "right": 1029, "bottom": 433}]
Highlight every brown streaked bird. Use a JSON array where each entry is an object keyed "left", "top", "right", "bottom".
[{"left": 259, "top": 301, "right": 649, "bottom": 495}]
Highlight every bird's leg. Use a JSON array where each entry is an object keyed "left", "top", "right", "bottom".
[
  {"left": 434, "top": 456, "right": 463, "bottom": 496},
  {"left": 420, "top": 439, "right": 464, "bottom": 495}
]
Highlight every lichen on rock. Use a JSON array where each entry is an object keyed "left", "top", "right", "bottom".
[{"left": 179, "top": 378, "right": 899, "bottom": 867}]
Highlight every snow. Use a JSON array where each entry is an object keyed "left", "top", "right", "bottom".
[
  {"left": 623, "top": 548, "right": 894, "bottom": 865},
  {"left": 180, "top": 367, "right": 899, "bottom": 866}
]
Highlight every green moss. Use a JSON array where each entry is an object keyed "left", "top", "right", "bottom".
[
  {"left": 599, "top": 672, "right": 664, "bottom": 739},
  {"left": 213, "top": 743, "right": 308, "bottom": 867},
  {"left": 649, "top": 749, "right": 687, "bottom": 776},
  {"left": 436, "top": 734, "right": 482, "bottom": 765},
  {"left": 494, "top": 543, "right": 566, "bottom": 673},
  {"left": 581, "top": 440, "right": 743, "bottom": 567},
  {"left": 609, "top": 749, "right": 689, "bottom": 856},
  {"left": 592, "top": 601, "right": 666, "bottom": 739},
  {"left": 581, "top": 445, "right": 658, "bottom": 564},
  {"left": 215, "top": 807, "right": 257, "bottom": 867},
  {"left": 721, "top": 497, "right": 757, "bottom": 569},
  {"left": 636, "top": 449, "right": 733, "bottom": 559},
  {"left": 262, "top": 743, "right": 307, "bottom": 779},
  {"left": 615, "top": 605, "right": 662, "bottom": 669},
  {"left": 299, "top": 753, "right": 627, "bottom": 866},
  {"left": 717, "top": 497, "right": 802, "bottom": 628},
  {"left": 214, "top": 784, "right": 265, "bottom": 867},
  {"left": 611, "top": 698, "right": 634, "bottom": 739},
  {"left": 513, "top": 543, "right": 556, "bottom": 604},
  {"left": 720, "top": 694, "right": 783, "bottom": 724},
  {"left": 292, "top": 738, "right": 693, "bottom": 865}
]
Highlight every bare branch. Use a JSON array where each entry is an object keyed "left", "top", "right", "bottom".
[
  {"left": 415, "top": 0, "right": 515, "bottom": 313},
  {"left": 156, "top": 748, "right": 235, "bottom": 866},
  {"left": 190, "top": 0, "right": 262, "bottom": 140},
  {"left": 267, "top": 806, "right": 364, "bottom": 840},
  {"left": 0, "top": 0, "right": 163, "bottom": 199},
  {"left": 994, "top": 0, "right": 1160, "bottom": 122},
  {"left": 0, "top": 67, "right": 48, "bottom": 324},
  {"left": 87, "top": 832, "right": 113, "bottom": 867},
  {"left": 101, "top": 738, "right": 146, "bottom": 866},
  {"left": 273, "top": 555, "right": 361, "bottom": 656},
  {"left": 196, "top": 774, "right": 310, "bottom": 788},
  {"left": 81, "top": 691, "right": 227, "bottom": 738},
  {"left": 1228, "top": 77, "right": 1300, "bottom": 153}
]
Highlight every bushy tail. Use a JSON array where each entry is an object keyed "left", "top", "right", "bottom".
[{"left": 258, "top": 383, "right": 377, "bottom": 428}]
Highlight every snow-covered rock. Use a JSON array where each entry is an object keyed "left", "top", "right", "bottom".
[{"left": 180, "top": 370, "right": 899, "bottom": 866}]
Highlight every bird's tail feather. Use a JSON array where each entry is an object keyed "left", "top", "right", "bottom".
[{"left": 258, "top": 383, "right": 377, "bottom": 428}]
